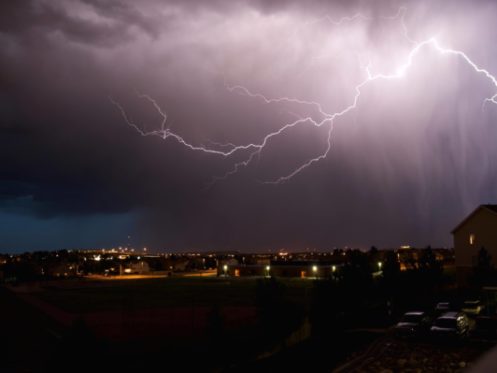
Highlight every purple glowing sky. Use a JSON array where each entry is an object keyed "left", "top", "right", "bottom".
[{"left": 1, "top": 0, "right": 497, "bottom": 252}]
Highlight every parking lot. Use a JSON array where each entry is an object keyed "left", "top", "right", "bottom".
[
  {"left": 339, "top": 334, "right": 493, "bottom": 372},
  {"left": 334, "top": 299, "right": 497, "bottom": 372}
]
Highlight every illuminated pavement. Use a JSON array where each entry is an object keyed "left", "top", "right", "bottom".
[{"left": 84, "top": 269, "right": 217, "bottom": 281}]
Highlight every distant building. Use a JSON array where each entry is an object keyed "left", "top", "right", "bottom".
[
  {"left": 45, "top": 261, "right": 79, "bottom": 277},
  {"left": 122, "top": 261, "right": 151, "bottom": 275},
  {"left": 452, "top": 204, "right": 497, "bottom": 284},
  {"left": 218, "top": 261, "right": 339, "bottom": 278}
]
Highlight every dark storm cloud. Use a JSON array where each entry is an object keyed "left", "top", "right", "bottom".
[
  {"left": 1, "top": 0, "right": 497, "bottom": 251},
  {"left": 0, "top": 0, "right": 160, "bottom": 46}
]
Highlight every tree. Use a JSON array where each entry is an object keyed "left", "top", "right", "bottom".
[
  {"left": 477, "top": 246, "right": 492, "bottom": 269},
  {"left": 341, "top": 250, "right": 372, "bottom": 288},
  {"left": 383, "top": 251, "right": 400, "bottom": 280},
  {"left": 309, "top": 280, "right": 344, "bottom": 341},
  {"left": 418, "top": 246, "right": 442, "bottom": 277},
  {"left": 255, "top": 278, "right": 301, "bottom": 341},
  {"left": 470, "top": 247, "right": 496, "bottom": 288},
  {"left": 368, "top": 246, "right": 380, "bottom": 273}
]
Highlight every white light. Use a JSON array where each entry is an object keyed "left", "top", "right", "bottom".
[
  {"left": 469, "top": 234, "right": 475, "bottom": 245},
  {"left": 312, "top": 265, "right": 318, "bottom": 272},
  {"left": 332, "top": 265, "right": 336, "bottom": 272},
  {"left": 266, "top": 265, "right": 270, "bottom": 271}
]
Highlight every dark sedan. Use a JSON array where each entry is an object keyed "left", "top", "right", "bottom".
[{"left": 394, "top": 311, "right": 432, "bottom": 336}]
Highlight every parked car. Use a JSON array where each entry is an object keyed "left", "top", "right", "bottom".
[
  {"left": 462, "top": 300, "right": 484, "bottom": 316},
  {"left": 431, "top": 312, "right": 470, "bottom": 338},
  {"left": 471, "top": 316, "right": 497, "bottom": 340},
  {"left": 394, "top": 311, "right": 432, "bottom": 336},
  {"left": 435, "top": 302, "right": 451, "bottom": 314}
]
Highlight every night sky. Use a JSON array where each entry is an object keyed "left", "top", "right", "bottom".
[{"left": 2, "top": 0, "right": 497, "bottom": 252}]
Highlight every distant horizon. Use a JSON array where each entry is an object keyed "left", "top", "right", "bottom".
[{"left": 0, "top": 244, "right": 455, "bottom": 256}]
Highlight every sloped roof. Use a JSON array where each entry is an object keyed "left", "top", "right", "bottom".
[{"left": 451, "top": 205, "right": 497, "bottom": 234}]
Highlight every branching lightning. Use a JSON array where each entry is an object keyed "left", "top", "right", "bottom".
[{"left": 110, "top": 7, "right": 497, "bottom": 186}]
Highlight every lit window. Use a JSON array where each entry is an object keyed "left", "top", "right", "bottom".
[{"left": 469, "top": 234, "right": 475, "bottom": 245}]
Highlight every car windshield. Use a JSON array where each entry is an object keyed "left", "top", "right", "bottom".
[
  {"left": 401, "top": 314, "right": 423, "bottom": 323},
  {"left": 437, "top": 303, "right": 449, "bottom": 309},
  {"left": 464, "top": 301, "right": 479, "bottom": 308},
  {"left": 435, "top": 318, "right": 456, "bottom": 328}
]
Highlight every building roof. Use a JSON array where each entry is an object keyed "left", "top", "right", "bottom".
[{"left": 451, "top": 205, "right": 497, "bottom": 234}]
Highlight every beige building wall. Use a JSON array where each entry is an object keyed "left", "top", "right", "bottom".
[{"left": 454, "top": 208, "right": 497, "bottom": 270}]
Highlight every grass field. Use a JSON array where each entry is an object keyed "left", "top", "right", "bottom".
[{"left": 33, "top": 276, "right": 314, "bottom": 313}]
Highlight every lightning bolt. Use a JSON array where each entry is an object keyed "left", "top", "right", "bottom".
[
  {"left": 110, "top": 8, "right": 497, "bottom": 186},
  {"left": 109, "top": 93, "right": 255, "bottom": 156}
]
